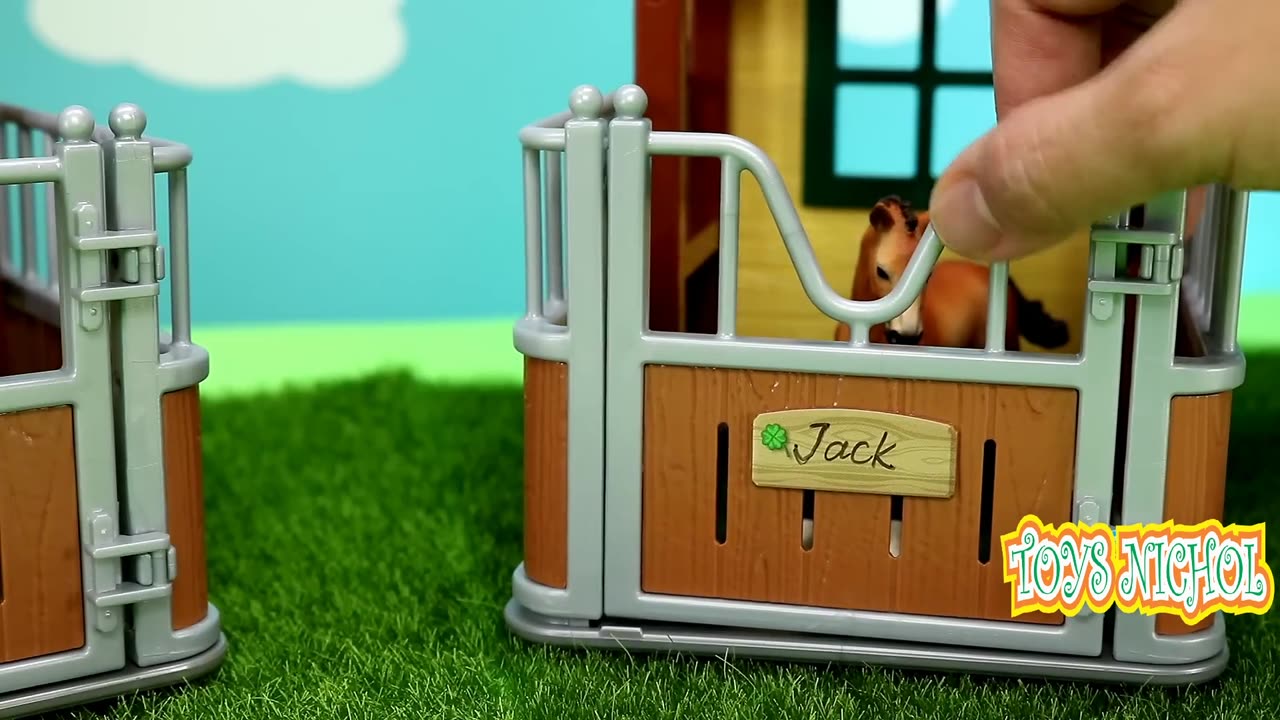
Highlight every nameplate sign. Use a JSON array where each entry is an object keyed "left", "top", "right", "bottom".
[{"left": 751, "top": 408, "right": 957, "bottom": 498}]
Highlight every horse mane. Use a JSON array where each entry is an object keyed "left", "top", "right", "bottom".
[{"left": 876, "top": 195, "right": 920, "bottom": 235}]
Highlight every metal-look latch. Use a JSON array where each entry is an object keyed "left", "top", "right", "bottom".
[
  {"left": 71, "top": 202, "right": 162, "bottom": 331},
  {"left": 1087, "top": 228, "right": 1184, "bottom": 297},
  {"left": 85, "top": 510, "right": 174, "bottom": 633}
]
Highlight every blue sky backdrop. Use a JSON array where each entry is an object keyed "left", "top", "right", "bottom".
[{"left": 1, "top": 0, "right": 1273, "bottom": 328}]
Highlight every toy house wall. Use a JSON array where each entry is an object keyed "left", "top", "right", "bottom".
[{"left": 729, "top": 0, "right": 1090, "bottom": 351}]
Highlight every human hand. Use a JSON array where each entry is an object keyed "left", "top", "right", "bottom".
[{"left": 928, "top": 0, "right": 1280, "bottom": 261}]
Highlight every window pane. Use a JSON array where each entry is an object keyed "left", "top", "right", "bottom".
[
  {"left": 930, "top": 85, "right": 996, "bottom": 177},
  {"left": 935, "top": 0, "right": 992, "bottom": 72},
  {"left": 837, "top": 0, "right": 922, "bottom": 70},
  {"left": 835, "top": 84, "right": 919, "bottom": 178}
]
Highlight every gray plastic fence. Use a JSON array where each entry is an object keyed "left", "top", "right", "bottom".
[
  {"left": 0, "top": 102, "right": 218, "bottom": 698},
  {"left": 511, "top": 84, "right": 1246, "bottom": 666},
  {"left": 0, "top": 102, "right": 194, "bottom": 351}
]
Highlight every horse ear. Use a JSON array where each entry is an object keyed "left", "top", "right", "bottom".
[
  {"left": 851, "top": 227, "right": 877, "bottom": 301},
  {"left": 913, "top": 210, "right": 930, "bottom": 239},
  {"left": 869, "top": 203, "right": 895, "bottom": 233}
]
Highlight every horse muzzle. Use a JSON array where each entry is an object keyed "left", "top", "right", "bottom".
[{"left": 885, "top": 329, "right": 923, "bottom": 345}]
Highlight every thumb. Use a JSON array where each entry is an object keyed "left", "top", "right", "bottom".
[{"left": 929, "top": 8, "right": 1228, "bottom": 260}]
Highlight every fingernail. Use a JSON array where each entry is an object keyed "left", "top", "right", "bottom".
[{"left": 930, "top": 179, "right": 1001, "bottom": 258}]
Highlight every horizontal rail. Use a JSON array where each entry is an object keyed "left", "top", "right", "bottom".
[
  {"left": 0, "top": 103, "right": 62, "bottom": 135},
  {"left": 519, "top": 128, "right": 566, "bottom": 151},
  {"left": 0, "top": 370, "right": 77, "bottom": 415},
  {"left": 643, "top": 332, "right": 1086, "bottom": 388},
  {"left": 153, "top": 142, "right": 192, "bottom": 172},
  {"left": 0, "top": 156, "right": 60, "bottom": 184},
  {"left": 647, "top": 131, "right": 941, "bottom": 332}
]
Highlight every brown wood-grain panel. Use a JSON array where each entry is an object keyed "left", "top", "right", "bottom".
[
  {"left": 641, "top": 365, "right": 1077, "bottom": 623},
  {"left": 0, "top": 405, "right": 85, "bottom": 662},
  {"left": 0, "top": 282, "right": 62, "bottom": 377},
  {"left": 163, "top": 386, "right": 210, "bottom": 630},
  {"left": 1156, "top": 391, "right": 1232, "bottom": 636},
  {"left": 524, "top": 358, "right": 568, "bottom": 589}
]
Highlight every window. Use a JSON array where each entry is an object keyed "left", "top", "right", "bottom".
[{"left": 803, "top": 0, "right": 995, "bottom": 208}]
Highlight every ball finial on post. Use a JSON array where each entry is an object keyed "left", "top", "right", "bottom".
[
  {"left": 108, "top": 103, "right": 147, "bottom": 140},
  {"left": 568, "top": 85, "right": 604, "bottom": 120},
  {"left": 613, "top": 85, "right": 648, "bottom": 120},
  {"left": 57, "top": 106, "right": 95, "bottom": 143}
]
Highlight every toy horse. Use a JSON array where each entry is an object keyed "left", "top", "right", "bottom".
[{"left": 834, "top": 196, "right": 1069, "bottom": 351}]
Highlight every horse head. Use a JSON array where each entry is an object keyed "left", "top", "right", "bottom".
[{"left": 852, "top": 195, "right": 930, "bottom": 345}]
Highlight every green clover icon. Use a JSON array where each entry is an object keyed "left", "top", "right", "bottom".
[{"left": 761, "top": 423, "right": 788, "bottom": 451}]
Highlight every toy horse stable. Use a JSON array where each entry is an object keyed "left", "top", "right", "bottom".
[
  {"left": 507, "top": 84, "right": 1246, "bottom": 685},
  {"left": 0, "top": 103, "right": 225, "bottom": 718},
  {"left": 835, "top": 196, "right": 1071, "bottom": 350}
]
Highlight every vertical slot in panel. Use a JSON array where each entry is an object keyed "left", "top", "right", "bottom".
[
  {"left": 978, "top": 439, "right": 996, "bottom": 564},
  {"left": 889, "top": 496, "right": 903, "bottom": 557},
  {"left": 716, "top": 421, "right": 729, "bottom": 545},
  {"left": 801, "top": 490, "right": 814, "bottom": 550}
]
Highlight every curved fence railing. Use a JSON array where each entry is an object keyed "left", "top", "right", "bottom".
[
  {"left": 516, "top": 85, "right": 1022, "bottom": 351},
  {"left": 0, "top": 102, "right": 195, "bottom": 350},
  {"left": 645, "top": 129, "right": 954, "bottom": 346},
  {"left": 519, "top": 90, "right": 618, "bottom": 326},
  {"left": 516, "top": 83, "right": 1246, "bottom": 364}
]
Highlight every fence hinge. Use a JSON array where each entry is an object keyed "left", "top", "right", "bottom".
[
  {"left": 85, "top": 510, "right": 173, "bottom": 633},
  {"left": 1088, "top": 228, "right": 1184, "bottom": 314},
  {"left": 70, "top": 203, "right": 162, "bottom": 330}
]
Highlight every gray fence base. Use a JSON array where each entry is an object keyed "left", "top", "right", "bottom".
[
  {"left": 0, "top": 634, "right": 228, "bottom": 720},
  {"left": 505, "top": 600, "right": 1228, "bottom": 687}
]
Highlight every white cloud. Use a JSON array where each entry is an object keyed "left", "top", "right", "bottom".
[
  {"left": 839, "top": 0, "right": 958, "bottom": 45},
  {"left": 27, "top": 0, "right": 407, "bottom": 90}
]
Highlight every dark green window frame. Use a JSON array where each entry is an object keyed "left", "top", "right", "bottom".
[{"left": 802, "top": 0, "right": 994, "bottom": 208}]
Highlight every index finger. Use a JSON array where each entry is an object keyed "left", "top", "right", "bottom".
[{"left": 991, "top": 0, "right": 1118, "bottom": 117}]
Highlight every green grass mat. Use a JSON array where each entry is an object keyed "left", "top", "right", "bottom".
[
  {"left": 192, "top": 319, "right": 524, "bottom": 397},
  {"left": 1240, "top": 294, "right": 1280, "bottom": 348},
  {"left": 54, "top": 359, "right": 1280, "bottom": 719}
]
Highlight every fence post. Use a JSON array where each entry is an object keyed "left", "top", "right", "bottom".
[
  {"left": 101, "top": 104, "right": 178, "bottom": 666},
  {"left": 1109, "top": 189, "right": 1230, "bottom": 663},
  {"left": 53, "top": 107, "right": 129, "bottom": 643},
  {"left": 601, "top": 85, "right": 653, "bottom": 613},
  {"left": 559, "top": 85, "right": 608, "bottom": 618}
]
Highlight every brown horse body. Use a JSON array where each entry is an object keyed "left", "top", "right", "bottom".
[{"left": 834, "top": 196, "right": 1069, "bottom": 351}]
